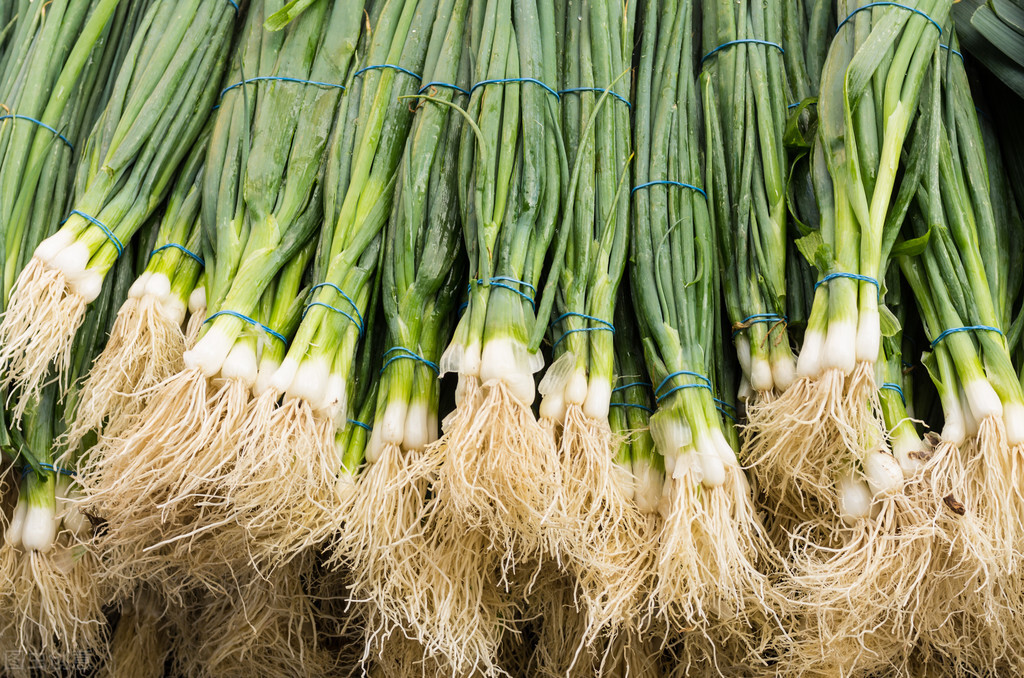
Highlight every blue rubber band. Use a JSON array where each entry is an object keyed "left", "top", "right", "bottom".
[
  {"left": 417, "top": 81, "right": 471, "bottom": 97},
  {"left": 732, "top": 313, "right": 788, "bottom": 337},
  {"left": 150, "top": 243, "right": 204, "bottom": 266},
  {"left": 788, "top": 101, "right": 817, "bottom": 110},
  {"left": 225, "top": 0, "right": 239, "bottom": 14},
  {"left": 940, "top": 43, "right": 965, "bottom": 64},
  {"left": 631, "top": 180, "right": 708, "bottom": 201},
  {"left": 468, "top": 277, "right": 536, "bottom": 309},
  {"left": 218, "top": 76, "right": 345, "bottom": 101},
  {"left": 69, "top": 209, "right": 123, "bottom": 257},
  {"left": 0, "top": 114, "right": 73, "bottom": 150},
  {"left": 654, "top": 370, "right": 713, "bottom": 404},
  {"left": 702, "top": 39, "right": 785, "bottom": 64},
  {"left": 550, "top": 312, "right": 615, "bottom": 351},
  {"left": 613, "top": 381, "right": 651, "bottom": 393},
  {"left": 609, "top": 402, "right": 655, "bottom": 414},
  {"left": 836, "top": 2, "right": 942, "bottom": 36},
  {"left": 470, "top": 77, "right": 560, "bottom": 100},
  {"left": 879, "top": 382, "right": 906, "bottom": 406},
  {"left": 303, "top": 301, "right": 363, "bottom": 336},
  {"left": 308, "top": 283, "right": 365, "bottom": 336},
  {"left": 347, "top": 419, "right": 372, "bottom": 432},
  {"left": 929, "top": 325, "right": 1003, "bottom": 350},
  {"left": 814, "top": 271, "right": 881, "bottom": 291},
  {"left": 380, "top": 346, "right": 439, "bottom": 376},
  {"left": 716, "top": 405, "right": 738, "bottom": 424},
  {"left": 557, "top": 87, "right": 631, "bottom": 108},
  {"left": 353, "top": 64, "right": 423, "bottom": 81},
  {"left": 713, "top": 397, "right": 737, "bottom": 414},
  {"left": 22, "top": 462, "right": 77, "bottom": 479},
  {"left": 203, "top": 310, "right": 287, "bottom": 345}
]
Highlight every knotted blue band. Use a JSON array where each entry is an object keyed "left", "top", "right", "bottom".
[
  {"left": 380, "top": 346, "right": 439, "bottom": 375},
  {"left": 468, "top": 276, "right": 536, "bottom": 309},
  {"left": 631, "top": 180, "right": 708, "bottom": 200},
  {"left": 558, "top": 87, "right": 631, "bottom": 108},
  {"left": 219, "top": 76, "right": 346, "bottom": 100},
  {"left": 654, "top": 370, "right": 713, "bottom": 404},
  {"left": 836, "top": 2, "right": 942, "bottom": 36},
  {"left": 613, "top": 381, "right": 651, "bottom": 393},
  {"left": 0, "top": 114, "right": 73, "bottom": 150},
  {"left": 69, "top": 209, "right": 123, "bottom": 257},
  {"left": 940, "top": 43, "right": 965, "bottom": 64},
  {"left": 22, "top": 462, "right": 76, "bottom": 479},
  {"left": 732, "top": 313, "right": 788, "bottom": 338},
  {"left": 353, "top": 64, "right": 423, "bottom": 81},
  {"left": 470, "top": 77, "right": 560, "bottom": 100},
  {"left": 151, "top": 243, "right": 204, "bottom": 266},
  {"left": 814, "top": 271, "right": 880, "bottom": 291},
  {"left": 714, "top": 397, "right": 739, "bottom": 424},
  {"left": 306, "top": 282, "right": 364, "bottom": 336},
  {"left": 702, "top": 39, "right": 785, "bottom": 65},
  {"left": 347, "top": 419, "right": 372, "bottom": 432},
  {"left": 929, "top": 325, "right": 1003, "bottom": 350},
  {"left": 550, "top": 312, "right": 615, "bottom": 351},
  {"left": 879, "top": 382, "right": 907, "bottom": 406},
  {"left": 203, "top": 310, "right": 287, "bottom": 344},
  {"left": 417, "top": 81, "right": 471, "bottom": 97}
]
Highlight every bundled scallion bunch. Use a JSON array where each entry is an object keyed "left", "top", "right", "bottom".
[
  {"left": 632, "top": 0, "right": 774, "bottom": 650},
  {"left": 0, "top": 0, "right": 237, "bottom": 417},
  {"left": 702, "top": 0, "right": 797, "bottom": 401}
]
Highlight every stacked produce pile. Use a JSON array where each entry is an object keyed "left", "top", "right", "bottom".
[{"left": 2, "top": 0, "right": 1024, "bottom": 676}]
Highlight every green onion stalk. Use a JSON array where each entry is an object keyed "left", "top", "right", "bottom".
[
  {"left": 774, "top": 1, "right": 832, "bottom": 382},
  {"left": 225, "top": 0, "right": 442, "bottom": 563},
  {"left": 65, "top": 140, "right": 206, "bottom": 450},
  {"left": 334, "top": 0, "right": 470, "bottom": 664},
  {"left": 0, "top": 0, "right": 236, "bottom": 419},
  {"left": 744, "top": 0, "right": 951, "bottom": 515},
  {"left": 332, "top": 261, "right": 385, "bottom": 507},
  {"left": 0, "top": 227, "right": 137, "bottom": 666},
  {"left": 898, "top": 42, "right": 1024, "bottom": 572},
  {"left": 410, "top": 0, "right": 566, "bottom": 573},
  {"left": 536, "top": 0, "right": 645, "bottom": 636},
  {"left": 632, "top": 0, "right": 771, "bottom": 637},
  {"left": 701, "top": 0, "right": 797, "bottom": 400}
]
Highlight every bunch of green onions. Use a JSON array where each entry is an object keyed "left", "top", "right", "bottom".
[
  {"left": 632, "top": 0, "right": 771, "bottom": 638},
  {"left": 417, "top": 0, "right": 565, "bottom": 570},
  {"left": 701, "top": 0, "right": 797, "bottom": 399},
  {"left": 745, "top": 0, "right": 952, "bottom": 519},
  {"left": 0, "top": 0, "right": 236, "bottom": 418},
  {"left": 67, "top": 139, "right": 206, "bottom": 449},
  {"left": 332, "top": 0, "right": 471, "bottom": 665}
]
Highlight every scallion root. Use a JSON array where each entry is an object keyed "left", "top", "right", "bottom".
[
  {"left": 0, "top": 260, "right": 87, "bottom": 418},
  {"left": 222, "top": 397, "right": 340, "bottom": 568},
  {"left": 415, "top": 379, "right": 562, "bottom": 574},
  {"left": 0, "top": 533, "right": 107, "bottom": 670},
  {"left": 67, "top": 295, "right": 187, "bottom": 449}
]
